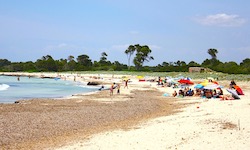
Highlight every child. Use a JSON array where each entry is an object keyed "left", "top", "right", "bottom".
[{"left": 117, "top": 84, "right": 120, "bottom": 94}]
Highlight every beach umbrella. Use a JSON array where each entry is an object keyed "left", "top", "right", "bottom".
[
  {"left": 203, "top": 83, "right": 221, "bottom": 90},
  {"left": 200, "top": 80, "right": 209, "bottom": 86},
  {"left": 194, "top": 84, "right": 204, "bottom": 89},
  {"left": 178, "top": 79, "right": 194, "bottom": 85},
  {"left": 213, "top": 81, "right": 219, "bottom": 84},
  {"left": 137, "top": 76, "right": 144, "bottom": 79},
  {"left": 200, "top": 80, "right": 219, "bottom": 86}
]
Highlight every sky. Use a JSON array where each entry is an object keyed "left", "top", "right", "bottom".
[{"left": 0, "top": 0, "right": 250, "bottom": 66}]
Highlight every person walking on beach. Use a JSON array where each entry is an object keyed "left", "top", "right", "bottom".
[
  {"left": 110, "top": 83, "right": 114, "bottom": 96},
  {"left": 124, "top": 79, "right": 128, "bottom": 89},
  {"left": 117, "top": 84, "right": 120, "bottom": 94}
]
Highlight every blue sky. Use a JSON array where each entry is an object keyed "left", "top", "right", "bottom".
[{"left": 0, "top": 0, "right": 250, "bottom": 65}]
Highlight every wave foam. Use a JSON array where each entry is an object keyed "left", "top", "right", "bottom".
[{"left": 0, "top": 84, "right": 10, "bottom": 91}]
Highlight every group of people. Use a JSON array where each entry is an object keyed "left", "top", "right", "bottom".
[
  {"left": 110, "top": 80, "right": 129, "bottom": 96},
  {"left": 172, "top": 86, "right": 232, "bottom": 100},
  {"left": 109, "top": 83, "right": 118, "bottom": 96},
  {"left": 172, "top": 80, "right": 241, "bottom": 100},
  {"left": 172, "top": 87, "right": 222, "bottom": 98},
  {"left": 98, "top": 79, "right": 129, "bottom": 96},
  {"left": 172, "top": 87, "right": 195, "bottom": 97}
]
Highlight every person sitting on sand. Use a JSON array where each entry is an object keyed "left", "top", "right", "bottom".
[
  {"left": 183, "top": 87, "right": 188, "bottom": 96},
  {"left": 194, "top": 89, "right": 201, "bottom": 97},
  {"left": 218, "top": 88, "right": 223, "bottom": 95},
  {"left": 230, "top": 80, "right": 236, "bottom": 88},
  {"left": 187, "top": 88, "right": 194, "bottom": 96},
  {"left": 213, "top": 89, "right": 220, "bottom": 98},
  {"left": 172, "top": 90, "right": 177, "bottom": 97},
  {"left": 205, "top": 89, "right": 213, "bottom": 99},
  {"left": 220, "top": 94, "right": 237, "bottom": 100},
  {"left": 178, "top": 89, "right": 184, "bottom": 97}
]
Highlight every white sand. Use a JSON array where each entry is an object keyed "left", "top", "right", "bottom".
[{"left": 54, "top": 79, "right": 250, "bottom": 150}]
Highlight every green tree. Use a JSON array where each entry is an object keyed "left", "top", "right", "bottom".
[
  {"left": 56, "top": 59, "right": 67, "bottom": 71},
  {"left": 35, "top": 55, "right": 57, "bottom": 71},
  {"left": 77, "top": 54, "right": 92, "bottom": 70},
  {"left": 240, "top": 58, "right": 250, "bottom": 74},
  {"left": 202, "top": 59, "right": 212, "bottom": 67},
  {"left": 23, "top": 61, "right": 36, "bottom": 72},
  {"left": 125, "top": 45, "right": 136, "bottom": 70},
  {"left": 8, "top": 62, "right": 23, "bottom": 71},
  {"left": 67, "top": 55, "right": 75, "bottom": 62},
  {"left": 0, "top": 59, "right": 11, "bottom": 67},
  {"left": 99, "top": 52, "right": 108, "bottom": 66},
  {"left": 68, "top": 60, "right": 77, "bottom": 71},
  {"left": 112, "top": 61, "right": 126, "bottom": 71},
  {"left": 208, "top": 48, "right": 218, "bottom": 59},
  {"left": 222, "top": 61, "right": 240, "bottom": 74},
  {"left": 175, "top": 60, "right": 186, "bottom": 66},
  {"left": 207, "top": 48, "right": 219, "bottom": 68},
  {"left": 133, "top": 44, "right": 154, "bottom": 70},
  {"left": 188, "top": 61, "right": 200, "bottom": 67},
  {"left": 162, "top": 61, "right": 169, "bottom": 67}
]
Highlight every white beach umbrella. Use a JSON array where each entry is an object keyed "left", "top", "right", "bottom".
[{"left": 203, "top": 83, "right": 221, "bottom": 90}]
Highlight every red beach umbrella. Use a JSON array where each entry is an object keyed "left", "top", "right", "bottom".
[{"left": 178, "top": 79, "right": 194, "bottom": 85}]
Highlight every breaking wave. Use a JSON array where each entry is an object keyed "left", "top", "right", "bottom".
[{"left": 0, "top": 84, "right": 10, "bottom": 91}]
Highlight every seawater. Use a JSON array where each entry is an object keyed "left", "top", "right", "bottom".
[{"left": 0, "top": 75, "right": 99, "bottom": 103}]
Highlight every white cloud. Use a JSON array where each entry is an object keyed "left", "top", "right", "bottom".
[{"left": 196, "top": 13, "right": 247, "bottom": 27}]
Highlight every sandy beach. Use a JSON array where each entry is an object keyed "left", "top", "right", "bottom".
[{"left": 1, "top": 72, "right": 250, "bottom": 150}]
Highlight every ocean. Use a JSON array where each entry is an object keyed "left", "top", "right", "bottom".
[{"left": 0, "top": 75, "right": 99, "bottom": 103}]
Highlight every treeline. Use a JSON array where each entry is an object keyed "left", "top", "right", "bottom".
[{"left": 0, "top": 46, "right": 249, "bottom": 74}]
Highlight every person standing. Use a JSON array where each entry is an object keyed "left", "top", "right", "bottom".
[
  {"left": 124, "top": 79, "right": 128, "bottom": 89},
  {"left": 110, "top": 83, "right": 114, "bottom": 96},
  {"left": 117, "top": 84, "right": 120, "bottom": 94}
]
